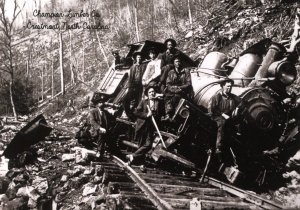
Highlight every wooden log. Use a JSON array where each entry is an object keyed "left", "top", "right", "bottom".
[
  {"left": 106, "top": 193, "right": 154, "bottom": 207},
  {"left": 164, "top": 198, "right": 257, "bottom": 209},
  {"left": 91, "top": 162, "right": 118, "bottom": 167},
  {"left": 199, "top": 199, "right": 259, "bottom": 210},
  {"left": 124, "top": 201, "right": 158, "bottom": 210},
  {"left": 149, "top": 183, "right": 225, "bottom": 196},
  {"left": 119, "top": 194, "right": 154, "bottom": 205},
  {"left": 107, "top": 182, "right": 141, "bottom": 194},
  {"left": 120, "top": 191, "right": 147, "bottom": 197},
  {"left": 138, "top": 172, "right": 198, "bottom": 182},
  {"left": 102, "top": 172, "right": 131, "bottom": 184},
  {"left": 103, "top": 168, "right": 126, "bottom": 174},
  {"left": 132, "top": 166, "right": 196, "bottom": 178},
  {"left": 159, "top": 193, "right": 242, "bottom": 202},
  {"left": 142, "top": 176, "right": 206, "bottom": 187}
]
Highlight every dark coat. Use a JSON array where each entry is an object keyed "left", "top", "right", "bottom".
[
  {"left": 208, "top": 91, "right": 241, "bottom": 120},
  {"left": 128, "top": 63, "right": 147, "bottom": 90},
  {"left": 133, "top": 98, "right": 164, "bottom": 143},
  {"left": 159, "top": 49, "right": 181, "bottom": 68},
  {"left": 89, "top": 107, "right": 109, "bottom": 137},
  {"left": 165, "top": 67, "right": 192, "bottom": 98}
]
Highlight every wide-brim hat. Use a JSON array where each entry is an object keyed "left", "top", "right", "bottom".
[
  {"left": 148, "top": 47, "right": 158, "bottom": 54},
  {"left": 164, "top": 38, "right": 177, "bottom": 47},
  {"left": 144, "top": 85, "right": 157, "bottom": 96}
]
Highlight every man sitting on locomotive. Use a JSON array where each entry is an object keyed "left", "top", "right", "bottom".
[
  {"left": 126, "top": 86, "right": 164, "bottom": 165},
  {"left": 208, "top": 79, "right": 241, "bottom": 161},
  {"left": 163, "top": 55, "right": 192, "bottom": 121},
  {"left": 142, "top": 47, "right": 162, "bottom": 88},
  {"left": 158, "top": 38, "right": 183, "bottom": 93},
  {"left": 123, "top": 52, "right": 147, "bottom": 120}
]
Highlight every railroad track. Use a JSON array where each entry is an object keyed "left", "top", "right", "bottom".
[{"left": 96, "top": 155, "right": 284, "bottom": 210}]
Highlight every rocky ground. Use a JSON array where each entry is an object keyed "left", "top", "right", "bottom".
[
  {"left": 1, "top": 2, "right": 300, "bottom": 208},
  {"left": 0, "top": 106, "right": 298, "bottom": 209},
  {"left": 0, "top": 110, "right": 131, "bottom": 210}
]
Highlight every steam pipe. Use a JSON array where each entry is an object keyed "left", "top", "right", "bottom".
[{"left": 249, "top": 43, "right": 286, "bottom": 86}]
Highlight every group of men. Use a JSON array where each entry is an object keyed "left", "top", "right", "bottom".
[
  {"left": 86, "top": 38, "right": 243, "bottom": 166},
  {"left": 124, "top": 38, "right": 195, "bottom": 164}
]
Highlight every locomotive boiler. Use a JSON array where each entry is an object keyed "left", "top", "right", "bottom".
[
  {"left": 187, "top": 40, "right": 297, "bottom": 184},
  {"left": 95, "top": 38, "right": 298, "bottom": 187}
]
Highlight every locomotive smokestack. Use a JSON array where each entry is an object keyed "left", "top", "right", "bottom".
[{"left": 249, "top": 43, "right": 286, "bottom": 86}]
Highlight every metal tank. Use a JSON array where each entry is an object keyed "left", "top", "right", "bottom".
[
  {"left": 229, "top": 53, "right": 262, "bottom": 86},
  {"left": 191, "top": 71, "right": 284, "bottom": 140},
  {"left": 199, "top": 52, "right": 228, "bottom": 76}
]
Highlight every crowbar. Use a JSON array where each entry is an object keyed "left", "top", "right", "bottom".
[
  {"left": 147, "top": 105, "right": 167, "bottom": 149},
  {"left": 200, "top": 149, "right": 212, "bottom": 183}
]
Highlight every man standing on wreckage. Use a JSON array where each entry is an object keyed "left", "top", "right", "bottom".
[
  {"left": 126, "top": 86, "right": 165, "bottom": 165},
  {"left": 88, "top": 93, "right": 123, "bottom": 160}
]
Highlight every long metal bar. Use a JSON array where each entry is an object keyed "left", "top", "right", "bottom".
[
  {"left": 112, "top": 155, "right": 173, "bottom": 210},
  {"left": 147, "top": 105, "right": 167, "bottom": 149},
  {"left": 203, "top": 176, "right": 284, "bottom": 209}
]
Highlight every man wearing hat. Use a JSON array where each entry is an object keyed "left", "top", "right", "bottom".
[
  {"left": 126, "top": 86, "right": 164, "bottom": 164},
  {"left": 112, "top": 49, "right": 125, "bottom": 69},
  {"left": 164, "top": 55, "right": 192, "bottom": 121},
  {"left": 123, "top": 52, "right": 147, "bottom": 119},
  {"left": 160, "top": 38, "right": 179, "bottom": 67},
  {"left": 142, "top": 47, "right": 162, "bottom": 88},
  {"left": 89, "top": 92, "right": 119, "bottom": 159},
  {"left": 208, "top": 79, "right": 241, "bottom": 161},
  {"left": 159, "top": 38, "right": 182, "bottom": 93}
]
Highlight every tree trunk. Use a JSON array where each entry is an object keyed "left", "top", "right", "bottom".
[
  {"left": 126, "top": 0, "right": 132, "bottom": 25},
  {"left": 82, "top": 41, "right": 85, "bottom": 82},
  {"left": 134, "top": 0, "right": 140, "bottom": 42},
  {"left": 52, "top": 57, "right": 54, "bottom": 98},
  {"left": 151, "top": 0, "right": 154, "bottom": 40},
  {"left": 118, "top": 0, "right": 122, "bottom": 21},
  {"left": 59, "top": 31, "right": 65, "bottom": 94},
  {"left": 41, "top": 66, "right": 44, "bottom": 101},
  {"left": 69, "top": 30, "right": 75, "bottom": 84},
  {"left": 188, "top": 0, "right": 193, "bottom": 26},
  {"left": 26, "top": 60, "right": 29, "bottom": 76},
  {"left": 9, "top": 79, "right": 17, "bottom": 120},
  {"left": 93, "top": 17, "right": 110, "bottom": 69},
  {"left": 172, "top": 7, "right": 180, "bottom": 33}
]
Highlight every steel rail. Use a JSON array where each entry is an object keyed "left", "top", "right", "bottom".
[
  {"left": 112, "top": 155, "right": 283, "bottom": 210},
  {"left": 203, "top": 176, "right": 284, "bottom": 209},
  {"left": 111, "top": 155, "right": 174, "bottom": 210}
]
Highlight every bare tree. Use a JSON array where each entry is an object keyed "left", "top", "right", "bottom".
[
  {"left": 0, "top": 0, "right": 24, "bottom": 119},
  {"left": 69, "top": 30, "right": 75, "bottom": 84},
  {"left": 133, "top": 0, "right": 140, "bottom": 41},
  {"left": 59, "top": 30, "right": 65, "bottom": 94},
  {"left": 187, "top": 0, "right": 193, "bottom": 26},
  {"left": 93, "top": 16, "right": 110, "bottom": 69}
]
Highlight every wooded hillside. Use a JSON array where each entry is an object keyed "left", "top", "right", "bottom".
[{"left": 0, "top": 0, "right": 299, "bottom": 118}]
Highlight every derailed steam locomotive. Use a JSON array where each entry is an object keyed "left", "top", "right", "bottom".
[{"left": 96, "top": 38, "right": 298, "bottom": 187}]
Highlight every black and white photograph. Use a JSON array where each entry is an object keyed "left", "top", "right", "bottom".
[{"left": 0, "top": 0, "right": 299, "bottom": 209}]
